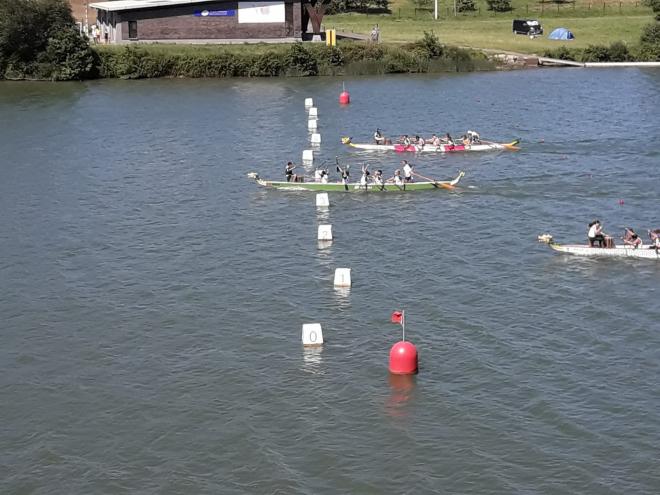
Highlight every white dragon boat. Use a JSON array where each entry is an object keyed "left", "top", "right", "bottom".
[
  {"left": 538, "top": 234, "right": 660, "bottom": 260},
  {"left": 341, "top": 137, "right": 520, "bottom": 153}
]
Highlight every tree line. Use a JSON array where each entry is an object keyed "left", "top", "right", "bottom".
[{"left": 0, "top": 0, "right": 95, "bottom": 80}]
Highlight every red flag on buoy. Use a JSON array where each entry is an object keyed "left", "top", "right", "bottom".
[{"left": 391, "top": 311, "right": 403, "bottom": 324}]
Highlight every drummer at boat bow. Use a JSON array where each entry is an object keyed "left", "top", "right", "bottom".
[
  {"left": 588, "top": 220, "right": 606, "bottom": 247},
  {"left": 374, "top": 128, "right": 385, "bottom": 144},
  {"left": 285, "top": 161, "right": 297, "bottom": 182}
]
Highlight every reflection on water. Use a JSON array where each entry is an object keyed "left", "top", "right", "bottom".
[
  {"left": 301, "top": 346, "right": 324, "bottom": 375},
  {"left": 315, "top": 208, "right": 330, "bottom": 222},
  {"left": 385, "top": 373, "right": 417, "bottom": 419}
]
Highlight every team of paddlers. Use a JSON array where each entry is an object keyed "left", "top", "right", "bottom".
[
  {"left": 285, "top": 159, "right": 423, "bottom": 186},
  {"left": 588, "top": 220, "right": 660, "bottom": 250},
  {"left": 373, "top": 128, "right": 482, "bottom": 146}
]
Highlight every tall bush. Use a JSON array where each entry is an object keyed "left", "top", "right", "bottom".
[
  {"left": 457, "top": 0, "right": 477, "bottom": 12},
  {"left": 639, "top": 22, "right": 660, "bottom": 60},
  {"left": 643, "top": 0, "right": 660, "bottom": 20},
  {"left": 287, "top": 42, "right": 318, "bottom": 76},
  {"left": 486, "top": 0, "right": 512, "bottom": 12},
  {"left": 45, "top": 27, "right": 95, "bottom": 79},
  {"left": 0, "top": 0, "right": 91, "bottom": 79}
]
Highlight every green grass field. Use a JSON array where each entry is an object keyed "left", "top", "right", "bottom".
[{"left": 325, "top": 0, "right": 655, "bottom": 53}]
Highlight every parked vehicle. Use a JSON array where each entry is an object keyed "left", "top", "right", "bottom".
[{"left": 513, "top": 19, "right": 543, "bottom": 36}]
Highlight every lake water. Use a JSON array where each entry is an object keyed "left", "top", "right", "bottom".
[{"left": 1, "top": 68, "right": 659, "bottom": 494}]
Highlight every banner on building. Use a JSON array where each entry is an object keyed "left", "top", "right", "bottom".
[
  {"left": 194, "top": 9, "right": 236, "bottom": 17},
  {"left": 238, "top": 2, "right": 285, "bottom": 23}
]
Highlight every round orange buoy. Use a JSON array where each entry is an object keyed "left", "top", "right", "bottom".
[
  {"left": 389, "top": 341, "right": 418, "bottom": 374},
  {"left": 339, "top": 90, "right": 350, "bottom": 105}
]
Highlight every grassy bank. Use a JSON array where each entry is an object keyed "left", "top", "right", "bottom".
[
  {"left": 326, "top": 0, "right": 655, "bottom": 53},
  {"left": 328, "top": 15, "right": 652, "bottom": 51}
]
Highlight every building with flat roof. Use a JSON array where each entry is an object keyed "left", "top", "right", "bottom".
[{"left": 90, "top": 0, "right": 304, "bottom": 43}]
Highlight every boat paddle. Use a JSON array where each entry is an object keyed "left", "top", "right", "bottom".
[
  {"left": 412, "top": 171, "right": 455, "bottom": 190},
  {"left": 336, "top": 156, "right": 349, "bottom": 191}
]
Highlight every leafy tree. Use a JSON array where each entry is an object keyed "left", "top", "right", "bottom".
[
  {"left": 486, "top": 0, "right": 512, "bottom": 12},
  {"left": 323, "top": 0, "right": 389, "bottom": 14},
  {"left": 639, "top": 22, "right": 660, "bottom": 60},
  {"left": 457, "top": 0, "right": 477, "bottom": 12},
  {"left": 0, "top": 0, "right": 92, "bottom": 79},
  {"left": 643, "top": 0, "right": 660, "bottom": 20},
  {"left": 45, "top": 27, "right": 95, "bottom": 80}
]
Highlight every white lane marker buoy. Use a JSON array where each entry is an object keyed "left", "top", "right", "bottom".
[
  {"left": 334, "top": 268, "right": 351, "bottom": 287},
  {"left": 318, "top": 224, "right": 332, "bottom": 241},
  {"left": 302, "top": 323, "right": 324, "bottom": 346},
  {"left": 316, "top": 193, "right": 329, "bottom": 208},
  {"left": 302, "top": 149, "right": 314, "bottom": 163}
]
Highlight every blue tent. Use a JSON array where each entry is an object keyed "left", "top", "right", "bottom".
[{"left": 549, "top": 28, "right": 575, "bottom": 40}]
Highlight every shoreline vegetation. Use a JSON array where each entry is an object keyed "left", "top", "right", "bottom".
[
  {"left": 93, "top": 35, "right": 496, "bottom": 80},
  {"left": 0, "top": 0, "right": 658, "bottom": 81}
]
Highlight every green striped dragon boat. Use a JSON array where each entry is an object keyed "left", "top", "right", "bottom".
[{"left": 247, "top": 171, "right": 464, "bottom": 192}]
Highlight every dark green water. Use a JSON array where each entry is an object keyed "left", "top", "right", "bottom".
[{"left": 1, "top": 69, "right": 659, "bottom": 494}]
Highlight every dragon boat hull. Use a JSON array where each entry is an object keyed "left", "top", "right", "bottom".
[
  {"left": 549, "top": 243, "right": 660, "bottom": 260},
  {"left": 248, "top": 172, "right": 464, "bottom": 192},
  {"left": 341, "top": 137, "right": 519, "bottom": 153}
]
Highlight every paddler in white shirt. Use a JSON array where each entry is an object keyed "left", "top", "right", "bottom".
[
  {"left": 360, "top": 164, "right": 370, "bottom": 187},
  {"left": 373, "top": 169, "right": 383, "bottom": 186},
  {"left": 401, "top": 160, "right": 413, "bottom": 183},
  {"left": 386, "top": 169, "right": 404, "bottom": 186}
]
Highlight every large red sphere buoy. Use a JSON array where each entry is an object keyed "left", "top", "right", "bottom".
[
  {"left": 339, "top": 90, "right": 350, "bottom": 105},
  {"left": 389, "top": 341, "right": 418, "bottom": 375}
]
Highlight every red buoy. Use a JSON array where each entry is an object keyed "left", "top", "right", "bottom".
[
  {"left": 339, "top": 90, "right": 350, "bottom": 105},
  {"left": 389, "top": 341, "right": 418, "bottom": 374}
]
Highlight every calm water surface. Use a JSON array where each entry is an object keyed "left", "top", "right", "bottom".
[{"left": 1, "top": 69, "right": 659, "bottom": 494}]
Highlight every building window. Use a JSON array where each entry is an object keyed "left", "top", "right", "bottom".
[{"left": 128, "top": 21, "right": 138, "bottom": 39}]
